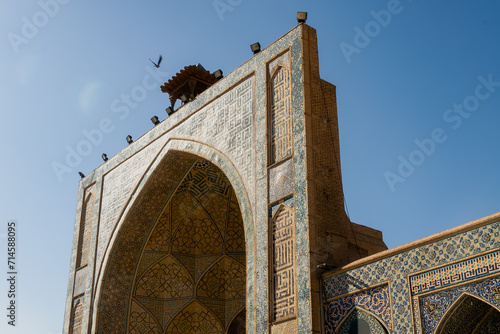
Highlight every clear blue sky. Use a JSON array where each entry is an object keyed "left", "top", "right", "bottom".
[{"left": 1, "top": 1, "right": 499, "bottom": 333}]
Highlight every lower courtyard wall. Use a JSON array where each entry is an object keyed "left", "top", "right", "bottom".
[{"left": 322, "top": 212, "right": 500, "bottom": 333}]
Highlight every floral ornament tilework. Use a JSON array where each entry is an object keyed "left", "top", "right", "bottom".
[
  {"left": 324, "top": 284, "right": 391, "bottom": 333},
  {"left": 417, "top": 275, "right": 500, "bottom": 334},
  {"left": 322, "top": 221, "right": 500, "bottom": 333}
]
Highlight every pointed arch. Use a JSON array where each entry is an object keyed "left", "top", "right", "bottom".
[
  {"left": 435, "top": 292, "right": 500, "bottom": 334},
  {"left": 474, "top": 308, "right": 500, "bottom": 333},
  {"left": 94, "top": 140, "right": 253, "bottom": 334},
  {"left": 335, "top": 308, "right": 388, "bottom": 334},
  {"left": 270, "top": 63, "right": 291, "bottom": 81},
  {"left": 69, "top": 297, "right": 84, "bottom": 334}
]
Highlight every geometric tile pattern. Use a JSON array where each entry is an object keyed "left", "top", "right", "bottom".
[
  {"left": 165, "top": 301, "right": 223, "bottom": 334},
  {"left": 417, "top": 276, "right": 500, "bottom": 334},
  {"left": 410, "top": 250, "right": 500, "bottom": 296},
  {"left": 197, "top": 256, "right": 245, "bottom": 299},
  {"left": 225, "top": 195, "right": 246, "bottom": 254},
  {"left": 199, "top": 296, "right": 246, "bottom": 329},
  {"left": 96, "top": 136, "right": 168, "bottom": 280},
  {"left": 132, "top": 297, "right": 191, "bottom": 331},
  {"left": 171, "top": 208, "right": 224, "bottom": 255},
  {"left": 128, "top": 300, "right": 162, "bottom": 334},
  {"left": 127, "top": 160, "right": 245, "bottom": 333},
  {"left": 98, "top": 152, "right": 197, "bottom": 334},
  {"left": 324, "top": 284, "right": 391, "bottom": 333},
  {"left": 270, "top": 66, "right": 292, "bottom": 165},
  {"left": 268, "top": 158, "right": 294, "bottom": 204},
  {"left": 144, "top": 211, "right": 170, "bottom": 252},
  {"left": 66, "top": 25, "right": 312, "bottom": 334},
  {"left": 323, "top": 220, "right": 500, "bottom": 333},
  {"left": 135, "top": 256, "right": 193, "bottom": 299},
  {"left": 336, "top": 308, "right": 388, "bottom": 334},
  {"left": 179, "top": 76, "right": 255, "bottom": 185},
  {"left": 271, "top": 204, "right": 296, "bottom": 322}
]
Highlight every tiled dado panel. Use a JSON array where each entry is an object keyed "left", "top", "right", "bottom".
[{"left": 323, "top": 220, "right": 500, "bottom": 333}]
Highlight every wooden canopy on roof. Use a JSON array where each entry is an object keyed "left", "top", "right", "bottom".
[{"left": 161, "top": 64, "right": 218, "bottom": 109}]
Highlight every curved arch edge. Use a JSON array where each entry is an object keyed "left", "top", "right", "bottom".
[
  {"left": 91, "top": 138, "right": 256, "bottom": 334},
  {"left": 434, "top": 291, "right": 500, "bottom": 333}
]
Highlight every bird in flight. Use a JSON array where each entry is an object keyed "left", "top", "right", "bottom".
[{"left": 149, "top": 55, "right": 162, "bottom": 68}]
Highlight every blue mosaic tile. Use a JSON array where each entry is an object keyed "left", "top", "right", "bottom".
[
  {"left": 336, "top": 309, "right": 388, "bottom": 334},
  {"left": 418, "top": 276, "right": 500, "bottom": 334},
  {"left": 324, "top": 284, "right": 392, "bottom": 333},
  {"left": 323, "top": 220, "right": 500, "bottom": 333}
]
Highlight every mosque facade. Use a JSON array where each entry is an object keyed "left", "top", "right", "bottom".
[{"left": 62, "top": 22, "right": 500, "bottom": 334}]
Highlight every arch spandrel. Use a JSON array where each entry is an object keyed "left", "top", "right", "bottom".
[
  {"left": 95, "top": 140, "right": 253, "bottom": 334},
  {"left": 435, "top": 293, "right": 500, "bottom": 334}
]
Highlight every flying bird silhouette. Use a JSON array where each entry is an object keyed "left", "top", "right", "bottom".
[{"left": 149, "top": 55, "right": 162, "bottom": 68}]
